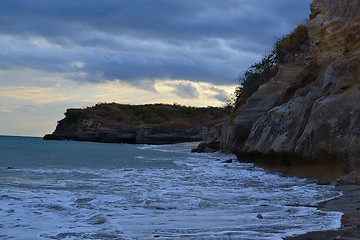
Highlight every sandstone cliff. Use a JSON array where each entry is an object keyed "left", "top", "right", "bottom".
[
  {"left": 44, "top": 103, "right": 229, "bottom": 145},
  {"left": 215, "top": 0, "right": 360, "bottom": 181}
]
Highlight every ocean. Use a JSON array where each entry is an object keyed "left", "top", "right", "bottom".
[{"left": 0, "top": 136, "right": 342, "bottom": 240}]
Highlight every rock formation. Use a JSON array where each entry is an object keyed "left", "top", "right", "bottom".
[
  {"left": 209, "top": 0, "right": 360, "bottom": 181},
  {"left": 44, "top": 103, "right": 229, "bottom": 145}
]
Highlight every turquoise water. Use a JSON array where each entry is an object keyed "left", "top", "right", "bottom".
[{"left": 0, "top": 136, "right": 342, "bottom": 239}]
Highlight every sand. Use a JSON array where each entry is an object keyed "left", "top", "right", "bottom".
[{"left": 285, "top": 184, "right": 360, "bottom": 240}]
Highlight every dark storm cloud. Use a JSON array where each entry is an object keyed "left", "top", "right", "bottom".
[{"left": 0, "top": 0, "right": 312, "bottom": 85}]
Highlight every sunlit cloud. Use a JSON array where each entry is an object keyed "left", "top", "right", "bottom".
[
  {"left": 0, "top": 86, "right": 70, "bottom": 104},
  {"left": 70, "top": 79, "right": 235, "bottom": 107}
]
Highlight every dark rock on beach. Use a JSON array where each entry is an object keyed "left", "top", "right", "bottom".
[{"left": 221, "top": 159, "right": 233, "bottom": 164}]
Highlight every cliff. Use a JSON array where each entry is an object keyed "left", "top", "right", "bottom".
[
  {"left": 210, "top": 0, "right": 360, "bottom": 181},
  {"left": 44, "top": 103, "right": 229, "bottom": 145}
]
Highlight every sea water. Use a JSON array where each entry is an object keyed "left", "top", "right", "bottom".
[{"left": 0, "top": 136, "right": 342, "bottom": 240}]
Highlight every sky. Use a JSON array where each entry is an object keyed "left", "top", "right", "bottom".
[{"left": 0, "top": 0, "right": 312, "bottom": 137}]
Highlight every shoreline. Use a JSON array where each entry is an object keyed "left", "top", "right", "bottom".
[{"left": 286, "top": 184, "right": 360, "bottom": 240}]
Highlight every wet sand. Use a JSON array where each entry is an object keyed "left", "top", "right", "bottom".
[{"left": 286, "top": 184, "right": 360, "bottom": 240}]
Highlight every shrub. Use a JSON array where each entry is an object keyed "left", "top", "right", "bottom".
[
  {"left": 276, "top": 25, "right": 309, "bottom": 63},
  {"left": 228, "top": 24, "right": 309, "bottom": 109},
  {"left": 235, "top": 49, "right": 279, "bottom": 106},
  {"left": 64, "top": 109, "right": 85, "bottom": 123}
]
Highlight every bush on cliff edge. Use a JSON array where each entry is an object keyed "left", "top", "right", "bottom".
[{"left": 227, "top": 24, "right": 309, "bottom": 111}]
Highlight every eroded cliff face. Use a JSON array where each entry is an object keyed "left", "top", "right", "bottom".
[{"left": 227, "top": 0, "right": 360, "bottom": 180}]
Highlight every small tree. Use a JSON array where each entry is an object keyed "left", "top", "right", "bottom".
[
  {"left": 224, "top": 85, "right": 243, "bottom": 108},
  {"left": 235, "top": 48, "right": 279, "bottom": 106}
]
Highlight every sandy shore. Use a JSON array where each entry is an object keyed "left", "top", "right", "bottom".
[{"left": 285, "top": 184, "right": 360, "bottom": 240}]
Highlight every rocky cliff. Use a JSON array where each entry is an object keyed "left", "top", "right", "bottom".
[
  {"left": 213, "top": 0, "right": 360, "bottom": 181},
  {"left": 44, "top": 103, "right": 229, "bottom": 145}
]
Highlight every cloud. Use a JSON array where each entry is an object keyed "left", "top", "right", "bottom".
[
  {"left": 0, "top": 86, "right": 70, "bottom": 104},
  {"left": 207, "top": 87, "right": 230, "bottom": 102},
  {"left": 172, "top": 82, "right": 199, "bottom": 99},
  {"left": 0, "top": 0, "right": 312, "bottom": 85}
]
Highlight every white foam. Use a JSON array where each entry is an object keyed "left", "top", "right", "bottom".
[{"left": 0, "top": 142, "right": 343, "bottom": 240}]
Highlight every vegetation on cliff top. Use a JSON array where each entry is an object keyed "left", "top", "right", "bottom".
[{"left": 58, "top": 103, "right": 230, "bottom": 132}]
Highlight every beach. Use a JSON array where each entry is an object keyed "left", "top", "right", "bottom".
[{"left": 287, "top": 184, "right": 360, "bottom": 240}]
